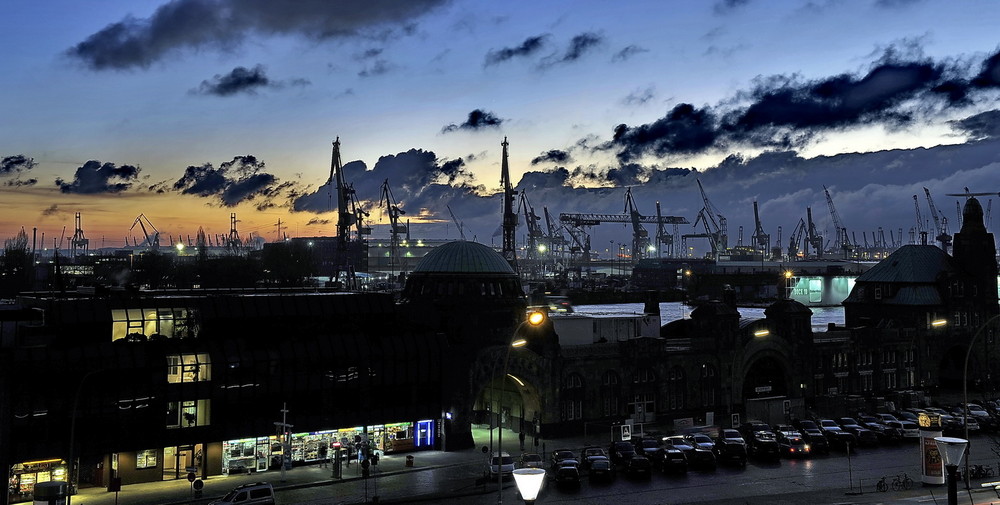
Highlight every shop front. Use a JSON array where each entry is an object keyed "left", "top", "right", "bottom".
[{"left": 7, "top": 459, "right": 67, "bottom": 504}]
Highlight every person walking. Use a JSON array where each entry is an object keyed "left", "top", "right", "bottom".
[{"left": 318, "top": 443, "right": 328, "bottom": 468}]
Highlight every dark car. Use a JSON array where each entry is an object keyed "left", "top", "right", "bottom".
[
  {"left": 632, "top": 438, "right": 664, "bottom": 465},
  {"left": 738, "top": 422, "right": 774, "bottom": 440},
  {"left": 792, "top": 419, "right": 830, "bottom": 454},
  {"left": 553, "top": 463, "right": 581, "bottom": 487},
  {"left": 520, "top": 453, "right": 544, "bottom": 469},
  {"left": 550, "top": 449, "right": 578, "bottom": 469},
  {"left": 608, "top": 441, "right": 636, "bottom": 466},
  {"left": 837, "top": 417, "right": 878, "bottom": 447},
  {"left": 774, "top": 428, "right": 811, "bottom": 458},
  {"left": 580, "top": 447, "right": 607, "bottom": 470},
  {"left": 624, "top": 454, "right": 653, "bottom": 478},
  {"left": 818, "top": 419, "right": 856, "bottom": 450},
  {"left": 713, "top": 437, "right": 748, "bottom": 467},
  {"left": 588, "top": 456, "right": 615, "bottom": 483},
  {"left": 661, "top": 447, "right": 689, "bottom": 474},
  {"left": 748, "top": 431, "right": 781, "bottom": 461},
  {"left": 684, "top": 433, "right": 716, "bottom": 452},
  {"left": 664, "top": 435, "right": 715, "bottom": 470},
  {"left": 857, "top": 415, "right": 902, "bottom": 443}
]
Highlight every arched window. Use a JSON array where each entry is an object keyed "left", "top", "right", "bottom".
[
  {"left": 699, "top": 364, "right": 718, "bottom": 407},
  {"left": 628, "top": 368, "right": 656, "bottom": 417},
  {"left": 665, "top": 366, "right": 685, "bottom": 411},
  {"left": 561, "top": 373, "right": 584, "bottom": 421},
  {"left": 601, "top": 371, "right": 621, "bottom": 417}
]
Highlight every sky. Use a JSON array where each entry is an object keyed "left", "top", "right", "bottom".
[{"left": 2, "top": 0, "right": 1000, "bottom": 256}]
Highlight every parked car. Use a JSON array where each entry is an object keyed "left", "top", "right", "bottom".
[
  {"left": 775, "top": 428, "right": 811, "bottom": 458},
  {"left": 550, "top": 449, "right": 578, "bottom": 469},
  {"left": 738, "top": 421, "right": 774, "bottom": 440},
  {"left": 664, "top": 435, "right": 716, "bottom": 470},
  {"left": 487, "top": 452, "right": 515, "bottom": 480},
  {"left": 553, "top": 463, "right": 581, "bottom": 487},
  {"left": 661, "top": 446, "right": 690, "bottom": 474},
  {"left": 519, "top": 452, "right": 543, "bottom": 469},
  {"left": 884, "top": 419, "right": 920, "bottom": 440},
  {"left": 817, "top": 419, "right": 856, "bottom": 450},
  {"left": 747, "top": 430, "right": 781, "bottom": 462},
  {"left": 608, "top": 441, "right": 636, "bottom": 466},
  {"left": 857, "top": 415, "right": 902, "bottom": 443},
  {"left": 718, "top": 428, "right": 747, "bottom": 447},
  {"left": 580, "top": 447, "right": 608, "bottom": 470},
  {"left": 792, "top": 419, "right": 830, "bottom": 454},
  {"left": 837, "top": 418, "right": 879, "bottom": 447},
  {"left": 632, "top": 438, "right": 665, "bottom": 465},
  {"left": 713, "top": 436, "right": 748, "bottom": 467},
  {"left": 624, "top": 454, "right": 653, "bottom": 478},
  {"left": 210, "top": 482, "right": 275, "bottom": 505},
  {"left": 588, "top": 456, "right": 615, "bottom": 483},
  {"left": 684, "top": 433, "right": 716, "bottom": 452}
]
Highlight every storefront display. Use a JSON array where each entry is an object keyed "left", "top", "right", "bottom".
[{"left": 8, "top": 459, "right": 67, "bottom": 504}]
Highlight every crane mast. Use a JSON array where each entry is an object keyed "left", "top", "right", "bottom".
[
  {"left": 380, "top": 179, "right": 407, "bottom": 276},
  {"left": 624, "top": 188, "right": 650, "bottom": 262},
  {"left": 447, "top": 205, "right": 467, "bottom": 241},
  {"left": 518, "top": 191, "right": 545, "bottom": 276},
  {"left": 696, "top": 179, "right": 727, "bottom": 255},
  {"left": 500, "top": 137, "right": 518, "bottom": 272},
  {"left": 822, "top": 185, "right": 851, "bottom": 257},
  {"left": 750, "top": 200, "right": 770, "bottom": 257},
  {"left": 923, "top": 187, "right": 952, "bottom": 252},
  {"left": 913, "top": 194, "right": 927, "bottom": 244}
]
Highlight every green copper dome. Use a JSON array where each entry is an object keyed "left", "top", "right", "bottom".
[{"left": 411, "top": 241, "right": 515, "bottom": 274}]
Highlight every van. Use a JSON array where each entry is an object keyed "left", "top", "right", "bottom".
[
  {"left": 485, "top": 451, "right": 514, "bottom": 480},
  {"left": 209, "top": 482, "right": 275, "bottom": 505}
]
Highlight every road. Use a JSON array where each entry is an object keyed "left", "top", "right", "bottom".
[{"left": 275, "top": 435, "right": 1000, "bottom": 505}]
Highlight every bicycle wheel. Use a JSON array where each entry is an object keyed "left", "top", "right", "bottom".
[
  {"left": 891, "top": 479, "right": 902, "bottom": 491},
  {"left": 903, "top": 476, "right": 912, "bottom": 490},
  {"left": 877, "top": 480, "right": 889, "bottom": 492}
]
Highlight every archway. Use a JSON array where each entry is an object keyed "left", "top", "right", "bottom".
[{"left": 742, "top": 356, "right": 788, "bottom": 400}]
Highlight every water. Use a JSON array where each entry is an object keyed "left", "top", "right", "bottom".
[{"left": 574, "top": 301, "right": 844, "bottom": 333}]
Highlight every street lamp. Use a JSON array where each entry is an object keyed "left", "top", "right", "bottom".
[
  {"left": 512, "top": 468, "right": 546, "bottom": 504},
  {"left": 494, "top": 310, "right": 547, "bottom": 505},
  {"left": 729, "top": 328, "right": 769, "bottom": 425},
  {"left": 963, "top": 313, "right": 1000, "bottom": 486},
  {"left": 935, "top": 436, "right": 968, "bottom": 505}
]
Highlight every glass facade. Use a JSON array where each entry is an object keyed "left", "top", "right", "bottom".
[{"left": 111, "top": 307, "right": 198, "bottom": 341}]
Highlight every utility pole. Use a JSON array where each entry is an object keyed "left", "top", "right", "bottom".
[{"left": 274, "top": 403, "right": 293, "bottom": 482}]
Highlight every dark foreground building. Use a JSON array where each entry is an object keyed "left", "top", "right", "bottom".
[{"left": 0, "top": 199, "right": 996, "bottom": 503}]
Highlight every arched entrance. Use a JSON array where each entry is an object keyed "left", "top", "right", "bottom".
[{"left": 742, "top": 356, "right": 788, "bottom": 400}]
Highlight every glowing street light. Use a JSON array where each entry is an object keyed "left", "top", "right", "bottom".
[{"left": 512, "top": 468, "right": 546, "bottom": 504}]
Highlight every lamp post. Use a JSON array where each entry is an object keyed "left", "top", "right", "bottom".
[
  {"left": 935, "top": 436, "right": 968, "bottom": 505},
  {"left": 963, "top": 314, "right": 1000, "bottom": 487},
  {"left": 511, "top": 468, "right": 546, "bottom": 504},
  {"left": 494, "top": 310, "right": 546, "bottom": 505}
]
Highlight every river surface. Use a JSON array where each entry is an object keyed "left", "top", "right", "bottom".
[{"left": 574, "top": 302, "right": 844, "bottom": 333}]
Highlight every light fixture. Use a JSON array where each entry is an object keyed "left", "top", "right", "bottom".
[
  {"left": 935, "top": 436, "right": 968, "bottom": 467},
  {"left": 931, "top": 319, "right": 947, "bottom": 327},
  {"left": 512, "top": 468, "right": 546, "bottom": 504},
  {"left": 527, "top": 311, "right": 545, "bottom": 326},
  {"left": 511, "top": 338, "right": 527, "bottom": 348},
  {"left": 753, "top": 329, "right": 770, "bottom": 337}
]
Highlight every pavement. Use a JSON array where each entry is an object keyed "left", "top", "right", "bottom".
[{"left": 69, "top": 427, "right": 560, "bottom": 505}]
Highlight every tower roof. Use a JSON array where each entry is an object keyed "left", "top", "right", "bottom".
[
  {"left": 411, "top": 240, "right": 515, "bottom": 275},
  {"left": 854, "top": 244, "right": 953, "bottom": 284}
]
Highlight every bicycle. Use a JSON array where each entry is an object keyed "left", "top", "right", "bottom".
[
  {"left": 891, "top": 473, "right": 913, "bottom": 491},
  {"left": 972, "top": 464, "right": 995, "bottom": 478},
  {"left": 876, "top": 475, "right": 889, "bottom": 492}
]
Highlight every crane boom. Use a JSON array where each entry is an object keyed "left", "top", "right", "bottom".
[
  {"left": 823, "top": 185, "right": 851, "bottom": 255},
  {"left": 695, "top": 179, "right": 727, "bottom": 254},
  {"left": 624, "top": 188, "right": 650, "bottom": 261},
  {"left": 380, "top": 179, "right": 407, "bottom": 274},
  {"left": 447, "top": 205, "right": 467, "bottom": 241},
  {"left": 750, "top": 200, "right": 769, "bottom": 255},
  {"left": 923, "top": 187, "right": 952, "bottom": 251}
]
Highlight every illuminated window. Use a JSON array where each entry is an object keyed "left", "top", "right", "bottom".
[
  {"left": 167, "top": 354, "right": 211, "bottom": 383},
  {"left": 166, "top": 399, "right": 211, "bottom": 429},
  {"left": 111, "top": 307, "right": 198, "bottom": 341},
  {"left": 136, "top": 449, "right": 158, "bottom": 469}
]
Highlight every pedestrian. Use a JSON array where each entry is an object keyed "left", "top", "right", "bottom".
[
  {"left": 318, "top": 443, "right": 328, "bottom": 468},
  {"left": 346, "top": 442, "right": 354, "bottom": 466}
]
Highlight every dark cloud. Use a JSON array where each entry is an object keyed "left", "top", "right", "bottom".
[
  {"left": 1, "top": 155, "right": 36, "bottom": 174},
  {"left": 3, "top": 178, "right": 38, "bottom": 187},
  {"left": 441, "top": 109, "right": 503, "bottom": 133},
  {"left": 970, "top": 50, "right": 1000, "bottom": 89},
  {"left": 306, "top": 218, "right": 331, "bottom": 226},
  {"left": 355, "top": 48, "right": 383, "bottom": 61},
  {"left": 610, "top": 103, "right": 721, "bottom": 162},
  {"left": 530, "top": 150, "right": 570, "bottom": 165},
  {"left": 41, "top": 204, "right": 62, "bottom": 217},
  {"left": 484, "top": 35, "right": 548, "bottom": 67},
  {"left": 611, "top": 44, "right": 648, "bottom": 63},
  {"left": 173, "top": 155, "right": 285, "bottom": 207},
  {"left": 622, "top": 86, "right": 656, "bottom": 106},
  {"left": 714, "top": 0, "right": 751, "bottom": 14},
  {"left": 194, "top": 65, "right": 270, "bottom": 96},
  {"left": 67, "top": 0, "right": 448, "bottom": 70},
  {"left": 55, "top": 160, "right": 140, "bottom": 194},
  {"left": 358, "top": 59, "right": 392, "bottom": 78},
  {"left": 950, "top": 110, "right": 1000, "bottom": 141},
  {"left": 540, "top": 32, "right": 603, "bottom": 68}
]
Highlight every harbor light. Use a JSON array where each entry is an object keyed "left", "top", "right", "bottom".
[{"left": 175, "top": 243, "right": 185, "bottom": 252}]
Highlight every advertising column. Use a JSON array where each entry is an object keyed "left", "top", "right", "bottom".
[{"left": 919, "top": 413, "right": 944, "bottom": 485}]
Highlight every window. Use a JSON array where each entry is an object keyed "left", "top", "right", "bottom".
[
  {"left": 136, "top": 449, "right": 158, "bottom": 469},
  {"left": 699, "top": 364, "right": 718, "bottom": 407},
  {"left": 561, "top": 373, "right": 584, "bottom": 421},
  {"left": 665, "top": 366, "right": 685, "bottom": 411},
  {"left": 601, "top": 371, "right": 621, "bottom": 417},
  {"left": 166, "top": 399, "right": 211, "bottom": 429},
  {"left": 167, "top": 354, "right": 211, "bottom": 383},
  {"left": 628, "top": 393, "right": 655, "bottom": 416},
  {"left": 633, "top": 368, "right": 655, "bottom": 383},
  {"left": 111, "top": 307, "right": 198, "bottom": 341}
]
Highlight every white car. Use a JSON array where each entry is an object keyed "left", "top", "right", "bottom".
[{"left": 486, "top": 451, "right": 515, "bottom": 480}]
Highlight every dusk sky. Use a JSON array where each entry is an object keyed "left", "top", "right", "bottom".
[{"left": 3, "top": 0, "right": 1000, "bottom": 255}]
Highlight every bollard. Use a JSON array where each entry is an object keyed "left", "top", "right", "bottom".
[{"left": 405, "top": 455, "right": 414, "bottom": 467}]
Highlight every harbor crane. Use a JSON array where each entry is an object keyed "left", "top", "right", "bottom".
[
  {"left": 912, "top": 194, "right": 927, "bottom": 244},
  {"left": 517, "top": 191, "right": 545, "bottom": 274},
  {"left": 329, "top": 138, "right": 368, "bottom": 287},
  {"left": 447, "top": 205, "right": 467, "bottom": 241},
  {"left": 923, "top": 187, "right": 952, "bottom": 252},
  {"left": 655, "top": 202, "right": 679, "bottom": 257},
  {"left": 560, "top": 194, "right": 688, "bottom": 264},
  {"left": 691, "top": 179, "right": 727, "bottom": 256},
  {"left": 71, "top": 212, "right": 89, "bottom": 256},
  {"left": 543, "top": 207, "right": 567, "bottom": 259},
  {"left": 500, "top": 137, "right": 518, "bottom": 272},
  {"left": 130, "top": 213, "right": 160, "bottom": 250},
  {"left": 787, "top": 218, "right": 807, "bottom": 258},
  {"left": 823, "top": 185, "right": 852, "bottom": 257},
  {"left": 624, "top": 188, "right": 651, "bottom": 261},
  {"left": 750, "top": 200, "right": 770, "bottom": 256},
  {"left": 806, "top": 207, "right": 823, "bottom": 258},
  {"left": 380, "top": 179, "right": 407, "bottom": 275}
]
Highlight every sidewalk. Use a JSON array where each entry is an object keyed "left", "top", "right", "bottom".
[{"left": 69, "top": 427, "right": 556, "bottom": 505}]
